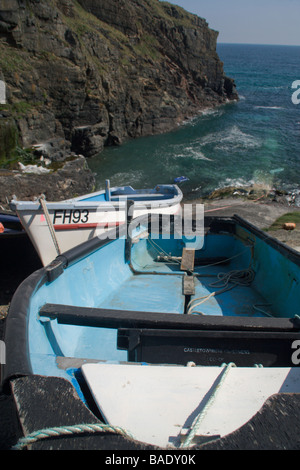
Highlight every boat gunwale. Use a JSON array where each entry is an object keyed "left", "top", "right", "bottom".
[
  {"left": 1, "top": 266, "right": 47, "bottom": 392},
  {"left": 9, "top": 185, "right": 183, "bottom": 212}
]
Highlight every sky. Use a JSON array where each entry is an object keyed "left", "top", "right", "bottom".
[{"left": 165, "top": 0, "right": 300, "bottom": 46}]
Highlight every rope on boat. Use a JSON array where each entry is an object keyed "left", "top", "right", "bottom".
[
  {"left": 253, "top": 303, "right": 273, "bottom": 317},
  {"left": 12, "top": 423, "right": 135, "bottom": 450},
  {"left": 39, "top": 195, "right": 61, "bottom": 257},
  {"left": 186, "top": 268, "right": 255, "bottom": 315},
  {"left": 149, "top": 237, "right": 251, "bottom": 271},
  {"left": 180, "top": 362, "right": 236, "bottom": 449}
]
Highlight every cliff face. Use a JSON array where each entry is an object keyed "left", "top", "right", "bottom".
[{"left": 0, "top": 0, "right": 237, "bottom": 161}]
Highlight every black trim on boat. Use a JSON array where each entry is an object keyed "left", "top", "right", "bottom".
[
  {"left": 1, "top": 268, "right": 47, "bottom": 392},
  {"left": 55, "top": 223, "right": 128, "bottom": 270}
]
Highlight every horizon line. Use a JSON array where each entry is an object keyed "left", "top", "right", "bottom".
[{"left": 218, "top": 41, "right": 300, "bottom": 47}]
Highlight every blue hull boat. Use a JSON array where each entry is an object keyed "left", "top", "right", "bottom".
[{"left": 2, "top": 214, "right": 300, "bottom": 450}]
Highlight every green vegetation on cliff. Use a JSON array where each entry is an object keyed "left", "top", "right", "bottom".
[{"left": 0, "top": 119, "right": 18, "bottom": 165}]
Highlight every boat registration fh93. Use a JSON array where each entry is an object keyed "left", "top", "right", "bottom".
[{"left": 53, "top": 209, "right": 90, "bottom": 226}]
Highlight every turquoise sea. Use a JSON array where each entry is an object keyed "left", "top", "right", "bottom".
[{"left": 88, "top": 44, "right": 300, "bottom": 200}]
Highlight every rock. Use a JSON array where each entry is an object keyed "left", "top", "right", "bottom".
[
  {"left": 0, "top": 0, "right": 238, "bottom": 159},
  {"left": 0, "top": 155, "right": 96, "bottom": 210},
  {"left": 207, "top": 186, "right": 251, "bottom": 200}
]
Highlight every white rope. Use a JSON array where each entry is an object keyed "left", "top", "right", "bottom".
[
  {"left": 12, "top": 423, "right": 135, "bottom": 450},
  {"left": 253, "top": 303, "right": 273, "bottom": 317},
  {"left": 187, "top": 267, "right": 255, "bottom": 315}
]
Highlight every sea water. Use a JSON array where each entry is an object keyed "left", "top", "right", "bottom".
[{"left": 87, "top": 44, "right": 300, "bottom": 200}]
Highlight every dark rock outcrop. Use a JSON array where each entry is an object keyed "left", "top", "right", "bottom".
[
  {"left": 0, "top": 156, "right": 95, "bottom": 210},
  {"left": 0, "top": 0, "right": 238, "bottom": 160}
]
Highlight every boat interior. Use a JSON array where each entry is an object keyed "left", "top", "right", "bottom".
[
  {"left": 27, "top": 216, "right": 300, "bottom": 374},
  {"left": 79, "top": 182, "right": 180, "bottom": 203}
]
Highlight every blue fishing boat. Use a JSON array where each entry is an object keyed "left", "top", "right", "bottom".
[{"left": 2, "top": 212, "right": 300, "bottom": 450}]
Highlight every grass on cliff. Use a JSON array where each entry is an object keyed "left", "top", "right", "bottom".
[
  {"left": 61, "top": 0, "right": 199, "bottom": 69},
  {"left": 265, "top": 213, "right": 300, "bottom": 232},
  {"left": 0, "top": 117, "right": 40, "bottom": 169},
  {"left": 0, "top": 144, "right": 39, "bottom": 170},
  {"left": 153, "top": 1, "right": 202, "bottom": 26},
  {"left": 0, "top": 101, "right": 35, "bottom": 119},
  {"left": 0, "top": 43, "right": 33, "bottom": 75},
  {"left": 0, "top": 119, "right": 18, "bottom": 166}
]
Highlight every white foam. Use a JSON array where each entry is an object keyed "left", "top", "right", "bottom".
[
  {"left": 108, "top": 171, "right": 144, "bottom": 187},
  {"left": 200, "top": 126, "right": 261, "bottom": 152},
  {"left": 200, "top": 108, "right": 225, "bottom": 118},
  {"left": 185, "top": 148, "right": 213, "bottom": 161},
  {"left": 221, "top": 177, "right": 255, "bottom": 188},
  {"left": 171, "top": 144, "right": 213, "bottom": 161},
  {"left": 254, "top": 106, "right": 284, "bottom": 110}
]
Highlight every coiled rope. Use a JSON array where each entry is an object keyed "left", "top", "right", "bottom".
[
  {"left": 187, "top": 267, "right": 255, "bottom": 315},
  {"left": 12, "top": 423, "right": 134, "bottom": 451}
]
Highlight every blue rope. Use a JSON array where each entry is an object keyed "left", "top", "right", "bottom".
[{"left": 12, "top": 423, "right": 135, "bottom": 450}]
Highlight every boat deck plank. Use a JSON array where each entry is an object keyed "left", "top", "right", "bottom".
[
  {"left": 191, "top": 277, "right": 271, "bottom": 317},
  {"left": 97, "top": 274, "right": 185, "bottom": 314}
]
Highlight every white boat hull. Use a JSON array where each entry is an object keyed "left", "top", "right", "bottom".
[{"left": 11, "top": 184, "right": 183, "bottom": 266}]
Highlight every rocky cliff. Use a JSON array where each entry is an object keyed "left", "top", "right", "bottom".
[{"left": 0, "top": 0, "right": 238, "bottom": 163}]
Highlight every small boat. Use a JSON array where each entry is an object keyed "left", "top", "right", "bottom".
[
  {"left": 2, "top": 213, "right": 300, "bottom": 450},
  {"left": 10, "top": 181, "right": 182, "bottom": 266}
]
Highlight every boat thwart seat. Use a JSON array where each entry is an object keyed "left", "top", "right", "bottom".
[{"left": 39, "top": 304, "right": 300, "bottom": 366}]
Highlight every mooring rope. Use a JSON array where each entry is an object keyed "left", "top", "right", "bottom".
[
  {"left": 12, "top": 423, "right": 135, "bottom": 450},
  {"left": 180, "top": 362, "right": 236, "bottom": 449},
  {"left": 39, "top": 195, "right": 61, "bottom": 257}
]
